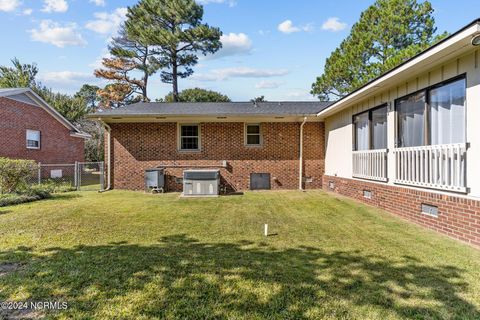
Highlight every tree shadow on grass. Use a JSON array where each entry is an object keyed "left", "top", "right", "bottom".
[{"left": 0, "top": 234, "right": 478, "bottom": 319}]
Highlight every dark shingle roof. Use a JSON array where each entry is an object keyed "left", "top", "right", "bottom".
[{"left": 90, "top": 101, "right": 332, "bottom": 118}]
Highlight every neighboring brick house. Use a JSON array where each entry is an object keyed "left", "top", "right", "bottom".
[
  {"left": 0, "top": 88, "right": 89, "bottom": 164},
  {"left": 92, "top": 102, "right": 329, "bottom": 192},
  {"left": 91, "top": 19, "right": 480, "bottom": 247}
]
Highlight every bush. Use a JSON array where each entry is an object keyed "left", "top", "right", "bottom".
[
  {"left": 0, "top": 190, "right": 51, "bottom": 207},
  {"left": 0, "top": 158, "right": 37, "bottom": 194},
  {"left": 39, "top": 180, "right": 76, "bottom": 193}
]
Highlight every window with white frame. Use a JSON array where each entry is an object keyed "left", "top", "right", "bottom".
[
  {"left": 353, "top": 105, "right": 387, "bottom": 150},
  {"left": 26, "top": 130, "right": 40, "bottom": 149},
  {"left": 179, "top": 124, "right": 200, "bottom": 151},
  {"left": 396, "top": 76, "right": 466, "bottom": 147},
  {"left": 245, "top": 124, "right": 261, "bottom": 146}
]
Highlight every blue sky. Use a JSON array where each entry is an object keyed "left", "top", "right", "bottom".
[{"left": 0, "top": 0, "right": 478, "bottom": 101}]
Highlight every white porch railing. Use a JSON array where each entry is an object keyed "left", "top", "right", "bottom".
[
  {"left": 394, "top": 143, "right": 467, "bottom": 192},
  {"left": 352, "top": 149, "right": 388, "bottom": 182}
]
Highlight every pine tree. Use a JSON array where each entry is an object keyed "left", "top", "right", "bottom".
[
  {"left": 126, "top": 0, "right": 222, "bottom": 102},
  {"left": 311, "top": 0, "right": 447, "bottom": 101}
]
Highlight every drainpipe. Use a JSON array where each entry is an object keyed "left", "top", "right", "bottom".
[
  {"left": 100, "top": 121, "right": 111, "bottom": 192},
  {"left": 299, "top": 116, "right": 307, "bottom": 190}
]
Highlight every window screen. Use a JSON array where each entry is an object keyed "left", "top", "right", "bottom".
[
  {"left": 353, "top": 112, "right": 369, "bottom": 150},
  {"left": 397, "top": 91, "right": 426, "bottom": 147},
  {"left": 429, "top": 78, "right": 465, "bottom": 145},
  {"left": 371, "top": 106, "right": 388, "bottom": 149}
]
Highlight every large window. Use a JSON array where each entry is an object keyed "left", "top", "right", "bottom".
[
  {"left": 26, "top": 129, "right": 40, "bottom": 149},
  {"left": 179, "top": 124, "right": 200, "bottom": 151},
  {"left": 396, "top": 76, "right": 465, "bottom": 147},
  {"left": 353, "top": 105, "right": 388, "bottom": 150},
  {"left": 245, "top": 124, "right": 262, "bottom": 146}
]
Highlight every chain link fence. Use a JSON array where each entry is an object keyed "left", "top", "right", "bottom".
[{"left": 27, "top": 162, "right": 104, "bottom": 192}]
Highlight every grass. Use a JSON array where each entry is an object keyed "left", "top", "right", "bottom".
[{"left": 0, "top": 190, "right": 479, "bottom": 319}]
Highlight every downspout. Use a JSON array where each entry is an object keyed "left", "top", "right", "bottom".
[
  {"left": 100, "top": 121, "right": 111, "bottom": 192},
  {"left": 299, "top": 116, "right": 307, "bottom": 190}
]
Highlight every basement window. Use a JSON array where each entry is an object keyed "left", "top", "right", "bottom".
[
  {"left": 245, "top": 124, "right": 262, "bottom": 146},
  {"left": 26, "top": 129, "right": 40, "bottom": 149},
  {"left": 421, "top": 203, "right": 439, "bottom": 218}
]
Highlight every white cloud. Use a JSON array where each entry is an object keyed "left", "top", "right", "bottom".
[
  {"left": 277, "top": 20, "right": 313, "bottom": 34},
  {"left": 0, "top": 0, "right": 21, "bottom": 12},
  {"left": 89, "top": 0, "right": 106, "bottom": 6},
  {"left": 192, "top": 67, "right": 289, "bottom": 81},
  {"left": 30, "top": 20, "right": 87, "bottom": 48},
  {"left": 42, "top": 0, "right": 68, "bottom": 13},
  {"left": 282, "top": 90, "right": 316, "bottom": 101},
  {"left": 196, "top": 0, "right": 236, "bottom": 7},
  {"left": 39, "top": 71, "right": 94, "bottom": 84},
  {"left": 22, "top": 8, "right": 33, "bottom": 15},
  {"left": 255, "top": 80, "right": 284, "bottom": 89},
  {"left": 209, "top": 33, "right": 252, "bottom": 59},
  {"left": 85, "top": 7, "right": 128, "bottom": 35},
  {"left": 321, "top": 17, "right": 347, "bottom": 32}
]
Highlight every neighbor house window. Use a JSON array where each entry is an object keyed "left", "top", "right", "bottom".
[
  {"left": 245, "top": 124, "right": 261, "bottom": 146},
  {"left": 396, "top": 76, "right": 465, "bottom": 147},
  {"left": 179, "top": 124, "right": 200, "bottom": 151},
  {"left": 353, "top": 105, "right": 387, "bottom": 150},
  {"left": 26, "top": 130, "right": 40, "bottom": 149}
]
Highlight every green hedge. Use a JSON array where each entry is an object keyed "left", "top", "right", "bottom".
[
  {"left": 0, "top": 157, "right": 37, "bottom": 194},
  {"left": 0, "top": 187, "right": 52, "bottom": 207}
]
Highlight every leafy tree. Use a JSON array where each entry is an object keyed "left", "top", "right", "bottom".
[
  {"left": 163, "top": 88, "right": 230, "bottom": 102},
  {"left": 76, "top": 119, "right": 104, "bottom": 162},
  {"left": 126, "top": 0, "right": 222, "bottom": 102},
  {"left": 251, "top": 96, "right": 266, "bottom": 102},
  {"left": 0, "top": 58, "right": 38, "bottom": 88},
  {"left": 35, "top": 85, "right": 88, "bottom": 123},
  {"left": 94, "top": 26, "right": 159, "bottom": 103},
  {"left": 311, "top": 0, "right": 446, "bottom": 101},
  {"left": 75, "top": 84, "right": 100, "bottom": 111}
]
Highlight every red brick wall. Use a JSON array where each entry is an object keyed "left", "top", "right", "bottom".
[
  {"left": 323, "top": 175, "right": 480, "bottom": 247},
  {"left": 107, "top": 122, "right": 325, "bottom": 192},
  {"left": 0, "top": 97, "right": 85, "bottom": 163}
]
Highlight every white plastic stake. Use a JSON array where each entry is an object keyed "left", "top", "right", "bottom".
[{"left": 264, "top": 224, "right": 268, "bottom": 236}]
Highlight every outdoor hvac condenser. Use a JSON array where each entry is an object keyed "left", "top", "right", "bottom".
[
  {"left": 145, "top": 168, "right": 165, "bottom": 193},
  {"left": 183, "top": 169, "right": 220, "bottom": 196}
]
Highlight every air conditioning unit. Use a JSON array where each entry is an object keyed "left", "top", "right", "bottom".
[
  {"left": 145, "top": 168, "right": 165, "bottom": 193},
  {"left": 183, "top": 169, "right": 220, "bottom": 197}
]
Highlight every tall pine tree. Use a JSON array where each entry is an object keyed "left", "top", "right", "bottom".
[
  {"left": 311, "top": 0, "right": 446, "bottom": 101},
  {"left": 125, "top": 0, "right": 222, "bottom": 102}
]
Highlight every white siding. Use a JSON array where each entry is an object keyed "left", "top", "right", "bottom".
[{"left": 324, "top": 49, "right": 480, "bottom": 199}]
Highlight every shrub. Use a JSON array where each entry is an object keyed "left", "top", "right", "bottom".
[
  {"left": 0, "top": 158, "right": 37, "bottom": 194},
  {"left": 0, "top": 185, "right": 53, "bottom": 207},
  {"left": 0, "top": 194, "right": 40, "bottom": 207}
]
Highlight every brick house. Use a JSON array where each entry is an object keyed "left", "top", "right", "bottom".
[
  {"left": 92, "top": 102, "right": 330, "bottom": 192},
  {"left": 0, "top": 88, "right": 89, "bottom": 164},
  {"left": 91, "top": 19, "right": 480, "bottom": 247}
]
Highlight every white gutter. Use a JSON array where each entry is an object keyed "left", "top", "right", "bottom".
[
  {"left": 100, "top": 121, "right": 112, "bottom": 192},
  {"left": 299, "top": 117, "right": 307, "bottom": 190}
]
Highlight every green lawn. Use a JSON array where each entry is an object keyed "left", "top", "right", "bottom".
[{"left": 0, "top": 190, "right": 479, "bottom": 319}]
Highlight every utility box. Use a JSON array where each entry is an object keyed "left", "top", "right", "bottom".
[
  {"left": 145, "top": 168, "right": 165, "bottom": 193},
  {"left": 183, "top": 169, "right": 220, "bottom": 196}
]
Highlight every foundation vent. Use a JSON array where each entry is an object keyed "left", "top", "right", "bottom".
[{"left": 421, "top": 204, "right": 438, "bottom": 217}]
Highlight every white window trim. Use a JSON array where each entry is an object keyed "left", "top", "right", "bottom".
[
  {"left": 244, "top": 123, "right": 263, "bottom": 147},
  {"left": 177, "top": 123, "right": 201, "bottom": 152},
  {"left": 26, "top": 129, "right": 41, "bottom": 150}
]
